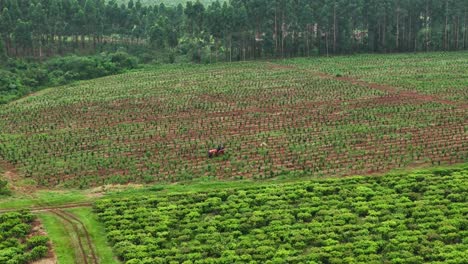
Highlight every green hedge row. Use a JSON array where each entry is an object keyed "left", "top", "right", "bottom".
[
  {"left": 0, "top": 211, "right": 50, "bottom": 264},
  {"left": 95, "top": 165, "right": 468, "bottom": 263}
]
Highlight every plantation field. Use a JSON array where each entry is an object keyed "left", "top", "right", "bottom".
[
  {"left": 0, "top": 52, "right": 466, "bottom": 187},
  {"left": 94, "top": 165, "right": 468, "bottom": 263},
  {"left": 286, "top": 52, "right": 468, "bottom": 103},
  {"left": 0, "top": 211, "right": 50, "bottom": 263}
]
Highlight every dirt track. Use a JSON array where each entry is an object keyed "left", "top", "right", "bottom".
[
  {"left": 60, "top": 210, "right": 98, "bottom": 264},
  {"left": 0, "top": 201, "right": 97, "bottom": 263},
  {"left": 51, "top": 209, "right": 98, "bottom": 264},
  {"left": 0, "top": 202, "right": 92, "bottom": 214}
]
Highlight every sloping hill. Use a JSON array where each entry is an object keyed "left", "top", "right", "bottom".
[{"left": 0, "top": 53, "right": 466, "bottom": 188}]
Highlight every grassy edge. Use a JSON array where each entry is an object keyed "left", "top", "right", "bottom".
[
  {"left": 0, "top": 190, "right": 91, "bottom": 210},
  {"left": 37, "top": 212, "right": 76, "bottom": 264},
  {"left": 1, "top": 163, "right": 466, "bottom": 210},
  {"left": 66, "top": 207, "right": 120, "bottom": 264},
  {"left": 104, "top": 163, "right": 468, "bottom": 198}
]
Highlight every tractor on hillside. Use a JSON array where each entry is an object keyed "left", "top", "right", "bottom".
[{"left": 208, "top": 145, "right": 225, "bottom": 158}]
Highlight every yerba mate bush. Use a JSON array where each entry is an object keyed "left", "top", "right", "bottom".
[
  {"left": 94, "top": 166, "right": 468, "bottom": 263},
  {"left": 0, "top": 211, "right": 50, "bottom": 263},
  {"left": 0, "top": 53, "right": 466, "bottom": 187}
]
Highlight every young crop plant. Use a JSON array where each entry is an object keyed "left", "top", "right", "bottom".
[
  {"left": 94, "top": 166, "right": 468, "bottom": 263},
  {"left": 0, "top": 179, "right": 10, "bottom": 196},
  {"left": 0, "top": 211, "right": 50, "bottom": 263},
  {"left": 0, "top": 53, "right": 466, "bottom": 187},
  {"left": 288, "top": 52, "right": 468, "bottom": 103}
]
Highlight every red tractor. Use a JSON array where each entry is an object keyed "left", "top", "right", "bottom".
[{"left": 208, "top": 145, "right": 225, "bottom": 158}]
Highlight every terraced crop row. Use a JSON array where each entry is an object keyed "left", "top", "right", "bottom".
[
  {"left": 0, "top": 54, "right": 466, "bottom": 187},
  {"left": 94, "top": 166, "right": 468, "bottom": 263}
]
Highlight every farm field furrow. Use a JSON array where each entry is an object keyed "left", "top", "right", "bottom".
[
  {"left": 0, "top": 53, "right": 467, "bottom": 187},
  {"left": 93, "top": 165, "right": 468, "bottom": 263}
]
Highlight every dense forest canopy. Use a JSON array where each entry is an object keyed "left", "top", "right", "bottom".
[
  {"left": 115, "top": 0, "right": 219, "bottom": 6},
  {"left": 1, "top": 0, "right": 467, "bottom": 61}
]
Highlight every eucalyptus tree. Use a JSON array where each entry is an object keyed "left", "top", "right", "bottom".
[{"left": 0, "top": 0, "right": 466, "bottom": 60}]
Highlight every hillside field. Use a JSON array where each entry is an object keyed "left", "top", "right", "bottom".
[
  {"left": 0, "top": 51, "right": 467, "bottom": 264},
  {"left": 0, "top": 52, "right": 467, "bottom": 188}
]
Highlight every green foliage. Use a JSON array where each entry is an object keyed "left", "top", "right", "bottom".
[
  {"left": 94, "top": 166, "right": 468, "bottom": 263},
  {"left": 0, "top": 179, "right": 11, "bottom": 196},
  {"left": 0, "top": 41, "right": 5, "bottom": 59},
  {"left": 0, "top": 52, "right": 139, "bottom": 104},
  {"left": 0, "top": 211, "right": 50, "bottom": 263},
  {"left": 110, "top": 52, "right": 139, "bottom": 69},
  {"left": 26, "top": 236, "right": 49, "bottom": 249},
  {"left": 1, "top": 0, "right": 466, "bottom": 64},
  {"left": 117, "top": 0, "right": 218, "bottom": 6},
  {"left": 45, "top": 53, "right": 132, "bottom": 81}
]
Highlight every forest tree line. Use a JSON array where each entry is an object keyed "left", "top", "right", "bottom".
[{"left": 0, "top": 0, "right": 467, "bottom": 62}]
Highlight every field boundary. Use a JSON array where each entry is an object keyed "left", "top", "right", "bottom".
[
  {"left": 50, "top": 209, "right": 98, "bottom": 264},
  {"left": 0, "top": 202, "right": 92, "bottom": 214}
]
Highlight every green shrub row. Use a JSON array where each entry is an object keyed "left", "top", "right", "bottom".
[
  {"left": 0, "top": 211, "right": 50, "bottom": 264},
  {"left": 95, "top": 165, "right": 468, "bottom": 263}
]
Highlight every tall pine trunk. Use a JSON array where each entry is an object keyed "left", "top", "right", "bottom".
[
  {"left": 325, "top": 30, "right": 329, "bottom": 57},
  {"left": 444, "top": 0, "right": 449, "bottom": 50},
  {"left": 425, "top": 0, "right": 430, "bottom": 52},
  {"left": 408, "top": 13, "right": 413, "bottom": 52},
  {"left": 383, "top": 14, "right": 387, "bottom": 52},
  {"left": 455, "top": 15, "right": 459, "bottom": 50},
  {"left": 274, "top": 7, "right": 278, "bottom": 57},
  {"left": 333, "top": 1, "right": 337, "bottom": 54},
  {"left": 396, "top": 5, "right": 400, "bottom": 51},
  {"left": 464, "top": 8, "right": 467, "bottom": 49},
  {"left": 39, "top": 36, "right": 43, "bottom": 59}
]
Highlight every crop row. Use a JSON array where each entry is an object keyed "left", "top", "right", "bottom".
[
  {"left": 287, "top": 52, "right": 468, "bottom": 103},
  {"left": 94, "top": 165, "right": 468, "bottom": 263}
]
